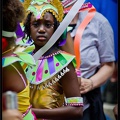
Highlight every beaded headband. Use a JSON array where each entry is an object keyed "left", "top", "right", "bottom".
[
  {"left": 23, "top": 0, "right": 64, "bottom": 22},
  {"left": 61, "top": 0, "right": 77, "bottom": 8}
]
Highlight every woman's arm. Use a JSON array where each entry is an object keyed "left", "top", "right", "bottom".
[
  {"left": 32, "top": 63, "right": 83, "bottom": 120},
  {"left": 61, "top": 33, "right": 115, "bottom": 93},
  {"left": 79, "top": 62, "right": 115, "bottom": 94}
]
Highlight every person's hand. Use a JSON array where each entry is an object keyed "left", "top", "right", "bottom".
[
  {"left": 2, "top": 109, "right": 23, "bottom": 120},
  {"left": 79, "top": 77, "right": 93, "bottom": 94}
]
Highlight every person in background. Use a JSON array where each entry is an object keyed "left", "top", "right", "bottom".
[
  {"left": 61, "top": 0, "right": 115, "bottom": 120},
  {"left": 85, "top": 0, "right": 118, "bottom": 104},
  {"left": 85, "top": 2, "right": 118, "bottom": 118},
  {"left": 2, "top": 0, "right": 36, "bottom": 119},
  {"left": 21, "top": 0, "right": 83, "bottom": 119}
]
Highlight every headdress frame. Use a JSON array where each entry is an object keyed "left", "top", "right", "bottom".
[{"left": 22, "top": 0, "right": 64, "bottom": 22}]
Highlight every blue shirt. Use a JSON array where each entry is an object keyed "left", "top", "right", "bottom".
[{"left": 85, "top": 0, "right": 118, "bottom": 60}]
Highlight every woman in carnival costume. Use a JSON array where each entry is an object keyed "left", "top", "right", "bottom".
[
  {"left": 2, "top": 0, "right": 37, "bottom": 119},
  {"left": 22, "top": 0, "right": 83, "bottom": 119}
]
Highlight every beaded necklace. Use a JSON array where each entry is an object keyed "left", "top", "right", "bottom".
[
  {"left": 32, "top": 46, "right": 61, "bottom": 60},
  {"left": 39, "top": 50, "right": 62, "bottom": 60}
]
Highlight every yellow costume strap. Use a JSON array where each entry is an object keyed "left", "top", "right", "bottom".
[
  {"left": 22, "top": 106, "right": 37, "bottom": 120},
  {"left": 22, "top": 105, "right": 32, "bottom": 118},
  {"left": 74, "top": 3, "right": 96, "bottom": 70}
]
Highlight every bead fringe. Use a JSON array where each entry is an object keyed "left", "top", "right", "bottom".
[{"left": 30, "top": 67, "right": 70, "bottom": 90}]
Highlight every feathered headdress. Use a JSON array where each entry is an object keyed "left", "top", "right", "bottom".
[{"left": 22, "top": 0, "right": 64, "bottom": 22}]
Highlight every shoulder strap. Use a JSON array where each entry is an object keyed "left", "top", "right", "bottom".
[
  {"left": 11, "top": 64, "right": 27, "bottom": 87},
  {"left": 74, "top": 2, "right": 96, "bottom": 70}
]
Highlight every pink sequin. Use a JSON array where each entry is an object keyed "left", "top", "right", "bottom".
[
  {"left": 32, "top": 72, "right": 35, "bottom": 76},
  {"left": 45, "top": 70, "right": 48, "bottom": 74}
]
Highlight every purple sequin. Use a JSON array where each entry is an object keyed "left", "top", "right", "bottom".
[{"left": 56, "top": 63, "right": 59, "bottom": 66}]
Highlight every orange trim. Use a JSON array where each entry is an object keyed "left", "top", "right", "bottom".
[
  {"left": 74, "top": 5, "right": 96, "bottom": 69},
  {"left": 22, "top": 63, "right": 28, "bottom": 70}
]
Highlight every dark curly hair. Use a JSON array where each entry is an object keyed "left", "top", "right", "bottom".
[
  {"left": 2, "top": 0, "right": 25, "bottom": 32},
  {"left": 23, "top": 12, "right": 64, "bottom": 47},
  {"left": 2, "top": 0, "right": 25, "bottom": 50}
]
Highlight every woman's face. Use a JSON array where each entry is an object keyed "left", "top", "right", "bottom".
[{"left": 30, "top": 12, "right": 55, "bottom": 49}]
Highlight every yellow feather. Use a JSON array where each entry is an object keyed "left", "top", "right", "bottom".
[{"left": 22, "top": 0, "right": 31, "bottom": 11}]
